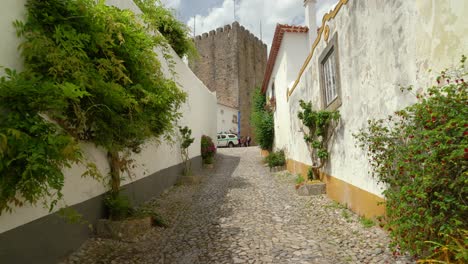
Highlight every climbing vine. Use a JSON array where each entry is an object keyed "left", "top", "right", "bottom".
[
  {"left": 297, "top": 100, "right": 340, "bottom": 179},
  {"left": 0, "top": 0, "right": 186, "bottom": 214},
  {"left": 251, "top": 87, "right": 274, "bottom": 150},
  {"left": 0, "top": 70, "right": 84, "bottom": 213}
]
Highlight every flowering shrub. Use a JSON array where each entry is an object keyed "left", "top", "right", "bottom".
[
  {"left": 354, "top": 56, "right": 467, "bottom": 260},
  {"left": 201, "top": 135, "right": 216, "bottom": 164}
]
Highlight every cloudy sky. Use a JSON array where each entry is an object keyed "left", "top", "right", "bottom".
[{"left": 162, "top": 0, "right": 338, "bottom": 51}]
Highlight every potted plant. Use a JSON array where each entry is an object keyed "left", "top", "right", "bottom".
[
  {"left": 295, "top": 167, "right": 326, "bottom": 196},
  {"left": 201, "top": 135, "right": 216, "bottom": 169}
]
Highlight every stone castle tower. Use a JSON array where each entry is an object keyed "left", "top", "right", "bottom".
[{"left": 189, "top": 22, "right": 267, "bottom": 139}]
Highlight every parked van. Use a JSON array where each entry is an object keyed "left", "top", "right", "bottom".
[{"left": 217, "top": 133, "right": 239, "bottom": 148}]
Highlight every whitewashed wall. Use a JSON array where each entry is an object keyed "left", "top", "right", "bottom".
[
  {"left": 0, "top": 0, "right": 217, "bottom": 234},
  {"left": 217, "top": 104, "right": 238, "bottom": 134},
  {"left": 286, "top": 0, "right": 468, "bottom": 197},
  {"left": 266, "top": 33, "right": 309, "bottom": 153}
]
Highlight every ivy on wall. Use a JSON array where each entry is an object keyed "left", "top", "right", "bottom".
[
  {"left": 0, "top": 0, "right": 187, "bottom": 214},
  {"left": 297, "top": 100, "right": 340, "bottom": 179},
  {"left": 251, "top": 87, "right": 274, "bottom": 150}
]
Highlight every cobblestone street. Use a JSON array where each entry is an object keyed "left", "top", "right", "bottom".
[{"left": 65, "top": 147, "right": 413, "bottom": 264}]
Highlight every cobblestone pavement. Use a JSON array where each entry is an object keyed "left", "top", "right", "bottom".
[{"left": 64, "top": 147, "right": 414, "bottom": 264}]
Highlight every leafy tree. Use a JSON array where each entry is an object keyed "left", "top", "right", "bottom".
[
  {"left": 0, "top": 70, "right": 83, "bottom": 213},
  {"left": 179, "top": 126, "right": 194, "bottom": 176},
  {"left": 0, "top": 0, "right": 186, "bottom": 214},
  {"left": 134, "top": 0, "right": 198, "bottom": 60}
]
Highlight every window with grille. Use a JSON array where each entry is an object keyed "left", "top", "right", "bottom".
[
  {"left": 319, "top": 33, "right": 341, "bottom": 110},
  {"left": 322, "top": 50, "right": 338, "bottom": 105}
]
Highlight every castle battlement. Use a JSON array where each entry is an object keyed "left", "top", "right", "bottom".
[
  {"left": 189, "top": 20, "right": 267, "bottom": 138},
  {"left": 194, "top": 22, "right": 266, "bottom": 48}
]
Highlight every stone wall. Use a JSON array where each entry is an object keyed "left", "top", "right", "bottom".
[{"left": 190, "top": 22, "right": 267, "bottom": 137}]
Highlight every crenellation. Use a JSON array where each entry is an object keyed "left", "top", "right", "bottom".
[{"left": 190, "top": 22, "right": 267, "bottom": 140}]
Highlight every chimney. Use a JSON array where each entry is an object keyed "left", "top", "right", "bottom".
[{"left": 304, "top": 0, "right": 317, "bottom": 51}]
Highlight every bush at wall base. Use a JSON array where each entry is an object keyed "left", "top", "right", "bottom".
[
  {"left": 201, "top": 135, "right": 216, "bottom": 164},
  {"left": 98, "top": 193, "right": 168, "bottom": 240},
  {"left": 265, "top": 150, "right": 286, "bottom": 169},
  {"left": 354, "top": 56, "right": 468, "bottom": 261}
]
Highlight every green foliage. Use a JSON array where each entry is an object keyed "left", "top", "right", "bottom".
[
  {"left": 104, "top": 193, "right": 133, "bottom": 220},
  {"left": 307, "top": 167, "right": 315, "bottom": 181},
  {"left": 179, "top": 126, "right": 194, "bottom": 176},
  {"left": 134, "top": 0, "right": 197, "bottom": 59},
  {"left": 295, "top": 174, "right": 305, "bottom": 185},
  {"left": 251, "top": 87, "right": 274, "bottom": 150},
  {"left": 104, "top": 195, "right": 169, "bottom": 226},
  {"left": 265, "top": 150, "right": 286, "bottom": 168},
  {"left": 354, "top": 56, "right": 468, "bottom": 258},
  {"left": 201, "top": 135, "right": 216, "bottom": 164},
  {"left": 298, "top": 100, "right": 340, "bottom": 177},
  {"left": 419, "top": 230, "right": 468, "bottom": 264},
  {"left": 0, "top": 0, "right": 187, "bottom": 214},
  {"left": 18, "top": 0, "right": 185, "bottom": 152},
  {"left": 341, "top": 209, "right": 351, "bottom": 220},
  {"left": 179, "top": 126, "right": 195, "bottom": 149},
  {"left": 133, "top": 206, "right": 168, "bottom": 227},
  {"left": 0, "top": 70, "right": 83, "bottom": 213},
  {"left": 22, "top": 0, "right": 183, "bottom": 188},
  {"left": 57, "top": 207, "right": 88, "bottom": 226},
  {"left": 359, "top": 216, "right": 375, "bottom": 228}
]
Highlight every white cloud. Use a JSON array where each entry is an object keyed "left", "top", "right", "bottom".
[
  {"left": 162, "top": 0, "right": 181, "bottom": 9},
  {"left": 316, "top": 0, "right": 339, "bottom": 25},
  {"left": 187, "top": 0, "right": 339, "bottom": 51}
]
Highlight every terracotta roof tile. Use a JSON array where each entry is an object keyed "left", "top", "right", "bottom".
[{"left": 261, "top": 24, "right": 309, "bottom": 94}]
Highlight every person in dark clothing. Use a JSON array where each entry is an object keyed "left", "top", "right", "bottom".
[{"left": 246, "top": 136, "right": 251, "bottom": 147}]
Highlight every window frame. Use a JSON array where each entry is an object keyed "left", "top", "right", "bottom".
[{"left": 318, "top": 32, "right": 342, "bottom": 111}]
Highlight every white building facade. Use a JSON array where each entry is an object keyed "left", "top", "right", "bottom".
[
  {"left": 217, "top": 103, "right": 239, "bottom": 134},
  {"left": 264, "top": 0, "right": 468, "bottom": 218},
  {"left": 262, "top": 24, "right": 309, "bottom": 152}
]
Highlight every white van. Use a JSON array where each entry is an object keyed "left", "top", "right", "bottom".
[{"left": 217, "top": 133, "right": 239, "bottom": 148}]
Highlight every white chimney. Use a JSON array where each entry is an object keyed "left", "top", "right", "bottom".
[{"left": 304, "top": 0, "right": 317, "bottom": 51}]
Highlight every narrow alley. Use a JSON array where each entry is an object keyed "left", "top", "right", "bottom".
[{"left": 65, "top": 147, "right": 413, "bottom": 264}]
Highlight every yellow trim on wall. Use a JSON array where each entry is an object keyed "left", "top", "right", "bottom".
[
  {"left": 286, "top": 158, "right": 386, "bottom": 218},
  {"left": 287, "top": 0, "right": 349, "bottom": 101}
]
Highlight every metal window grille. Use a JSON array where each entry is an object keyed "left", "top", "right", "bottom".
[{"left": 322, "top": 50, "right": 338, "bottom": 106}]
